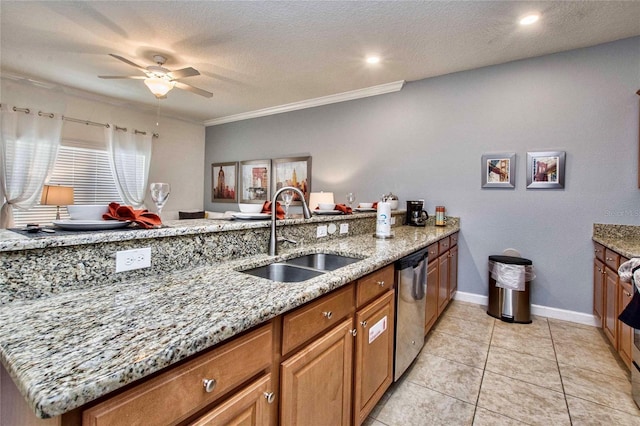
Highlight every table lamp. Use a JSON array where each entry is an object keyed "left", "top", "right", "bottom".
[
  {"left": 308, "top": 191, "right": 334, "bottom": 210},
  {"left": 40, "top": 185, "right": 74, "bottom": 220}
]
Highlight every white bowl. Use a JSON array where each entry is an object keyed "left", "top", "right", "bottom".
[
  {"left": 238, "top": 203, "right": 264, "bottom": 213},
  {"left": 67, "top": 204, "right": 109, "bottom": 220},
  {"left": 318, "top": 203, "right": 336, "bottom": 210},
  {"left": 359, "top": 202, "right": 374, "bottom": 208}
]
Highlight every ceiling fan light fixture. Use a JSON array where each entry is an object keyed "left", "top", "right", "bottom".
[{"left": 144, "top": 77, "right": 174, "bottom": 98}]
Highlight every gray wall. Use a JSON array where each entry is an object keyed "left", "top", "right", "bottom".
[{"left": 205, "top": 37, "right": 640, "bottom": 314}]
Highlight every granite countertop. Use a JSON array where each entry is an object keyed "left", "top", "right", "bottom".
[
  {"left": 592, "top": 223, "right": 640, "bottom": 259},
  {"left": 0, "top": 223, "right": 458, "bottom": 418},
  {"left": 0, "top": 211, "right": 387, "bottom": 252}
]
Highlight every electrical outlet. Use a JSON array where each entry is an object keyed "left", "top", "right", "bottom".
[
  {"left": 116, "top": 247, "right": 151, "bottom": 273},
  {"left": 316, "top": 225, "right": 328, "bottom": 238},
  {"left": 391, "top": 216, "right": 396, "bottom": 225},
  {"left": 340, "top": 223, "right": 349, "bottom": 234}
]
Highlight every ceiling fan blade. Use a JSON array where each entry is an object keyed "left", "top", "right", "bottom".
[
  {"left": 98, "top": 75, "right": 147, "bottom": 79},
  {"left": 168, "top": 67, "right": 200, "bottom": 80},
  {"left": 174, "top": 81, "right": 213, "bottom": 98},
  {"left": 108, "top": 54, "right": 147, "bottom": 72}
]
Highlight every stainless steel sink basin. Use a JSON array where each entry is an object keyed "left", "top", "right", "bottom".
[
  {"left": 285, "top": 253, "right": 361, "bottom": 271},
  {"left": 241, "top": 263, "right": 325, "bottom": 282}
]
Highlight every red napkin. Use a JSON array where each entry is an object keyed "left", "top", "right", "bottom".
[
  {"left": 102, "top": 202, "right": 162, "bottom": 229},
  {"left": 334, "top": 204, "right": 352, "bottom": 215},
  {"left": 261, "top": 201, "right": 285, "bottom": 219}
]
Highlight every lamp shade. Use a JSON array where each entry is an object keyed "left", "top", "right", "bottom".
[
  {"left": 40, "top": 185, "right": 74, "bottom": 206},
  {"left": 144, "top": 77, "right": 174, "bottom": 98},
  {"left": 308, "top": 191, "right": 334, "bottom": 210}
]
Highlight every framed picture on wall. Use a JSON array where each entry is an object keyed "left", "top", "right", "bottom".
[
  {"left": 239, "top": 159, "right": 271, "bottom": 203},
  {"left": 526, "top": 151, "right": 565, "bottom": 189},
  {"left": 211, "top": 162, "right": 238, "bottom": 202},
  {"left": 272, "top": 156, "right": 311, "bottom": 204},
  {"left": 481, "top": 153, "right": 516, "bottom": 188}
]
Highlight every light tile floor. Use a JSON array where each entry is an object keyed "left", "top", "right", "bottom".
[{"left": 364, "top": 300, "right": 640, "bottom": 425}]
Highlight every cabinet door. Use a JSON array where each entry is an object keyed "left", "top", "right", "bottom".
[
  {"left": 593, "top": 258, "right": 605, "bottom": 327},
  {"left": 190, "top": 374, "right": 275, "bottom": 426},
  {"left": 353, "top": 290, "right": 395, "bottom": 426},
  {"left": 448, "top": 245, "right": 458, "bottom": 300},
  {"left": 618, "top": 281, "right": 634, "bottom": 369},
  {"left": 280, "top": 318, "right": 354, "bottom": 426},
  {"left": 603, "top": 267, "right": 618, "bottom": 348},
  {"left": 437, "top": 253, "right": 450, "bottom": 316},
  {"left": 425, "top": 259, "right": 438, "bottom": 334}
]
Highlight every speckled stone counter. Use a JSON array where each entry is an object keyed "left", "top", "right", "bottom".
[
  {"left": 592, "top": 223, "right": 640, "bottom": 258},
  {"left": 0, "top": 212, "right": 460, "bottom": 418}
]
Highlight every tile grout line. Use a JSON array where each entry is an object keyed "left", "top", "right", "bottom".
[
  {"left": 549, "top": 318, "right": 574, "bottom": 426},
  {"left": 470, "top": 315, "right": 494, "bottom": 423}
]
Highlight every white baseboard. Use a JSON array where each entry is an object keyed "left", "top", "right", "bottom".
[{"left": 453, "top": 291, "right": 599, "bottom": 327}]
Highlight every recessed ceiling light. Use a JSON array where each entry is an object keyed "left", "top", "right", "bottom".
[
  {"left": 519, "top": 14, "right": 540, "bottom": 26},
  {"left": 366, "top": 56, "right": 380, "bottom": 64}
]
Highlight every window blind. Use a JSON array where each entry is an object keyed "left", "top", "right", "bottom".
[{"left": 13, "top": 141, "right": 122, "bottom": 226}]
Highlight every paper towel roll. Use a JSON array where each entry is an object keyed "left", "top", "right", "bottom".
[{"left": 376, "top": 202, "right": 391, "bottom": 237}]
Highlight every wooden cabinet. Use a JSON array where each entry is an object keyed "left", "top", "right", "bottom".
[
  {"left": 593, "top": 256, "right": 605, "bottom": 327},
  {"left": 604, "top": 266, "right": 618, "bottom": 347},
  {"left": 280, "top": 318, "right": 354, "bottom": 426},
  {"left": 353, "top": 290, "right": 394, "bottom": 426},
  {"left": 449, "top": 245, "right": 458, "bottom": 299},
  {"left": 425, "top": 232, "right": 459, "bottom": 334},
  {"left": 618, "top": 280, "right": 634, "bottom": 369},
  {"left": 437, "top": 250, "right": 450, "bottom": 315},
  {"left": 83, "top": 323, "right": 274, "bottom": 426},
  {"left": 424, "top": 254, "right": 438, "bottom": 334},
  {"left": 189, "top": 374, "right": 274, "bottom": 426}
]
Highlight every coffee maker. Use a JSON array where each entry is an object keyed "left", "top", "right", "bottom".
[{"left": 406, "top": 200, "right": 429, "bottom": 226}]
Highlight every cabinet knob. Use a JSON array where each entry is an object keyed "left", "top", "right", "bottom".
[
  {"left": 322, "top": 311, "right": 333, "bottom": 319},
  {"left": 360, "top": 320, "right": 367, "bottom": 328},
  {"left": 264, "top": 392, "right": 275, "bottom": 404},
  {"left": 377, "top": 280, "right": 385, "bottom": 287},
  {"left": 350, "top": 329, "right": 358, "bottom": 337},
  {"left": 625, "top": 291, "right": 632, "bottom": 298},
  {"left": 203, "top": 378, "right": 217, "bottom": 393}
]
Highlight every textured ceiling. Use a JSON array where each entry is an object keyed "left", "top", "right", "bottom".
[{"left": 1, "top": 1, "right": 639, "bottom": 124}]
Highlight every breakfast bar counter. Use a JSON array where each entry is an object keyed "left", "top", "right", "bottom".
[{"left": 0, "top": 215, "right": 459, "bottom": 419}]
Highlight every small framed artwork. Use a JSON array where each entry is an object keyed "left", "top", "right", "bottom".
[
  {"left": 481, "top": 153, "right": 516, "bottom": 188},
  {"left": 240, "top": 159, "right": 271, "bottom": 203},
  {"left": 211, "top": 162, "right": 238, "bottom": 202},
  {"left": 526, "top": 151, "right": 566, "bottom": 189},
  {"left": 272, "top": 156, "right": 311, "bottom": 204}
]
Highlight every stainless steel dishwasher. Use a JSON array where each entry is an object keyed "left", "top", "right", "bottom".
[{"left": 394, "top": 246, "right": 428, "bottom": 381}]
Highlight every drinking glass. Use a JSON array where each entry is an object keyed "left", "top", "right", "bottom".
[
  {"left": 282, "top": 190, "right": 294, "bottom": 218},
  {"left": 346, "top": 192, "right": 356, "bottom": 208},
  {"left": 149, "top": 182, "right": 171, "bottom": 215}
]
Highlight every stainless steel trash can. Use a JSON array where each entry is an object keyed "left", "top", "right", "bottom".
[{"left": 487, "top": 255, "right": 533, "bottom": 324}]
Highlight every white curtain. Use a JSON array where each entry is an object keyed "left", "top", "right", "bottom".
[
  {"left": 0, "top": 105, "right": 63, "bottom": 228},
  {"left": 105, "top": 125, "right": 152, "bottom": 209}
]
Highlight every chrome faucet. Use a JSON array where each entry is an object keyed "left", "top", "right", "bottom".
[{"left": 269, "top": 186, "right": 312, "bottom": 256}]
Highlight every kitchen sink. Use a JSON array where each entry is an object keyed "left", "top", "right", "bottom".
[
  {"left": 284, "top": 253, "right": 361, "bottom": 271},
  {"left": 241, "top": 263, "right": 325, "bottom": 282},
  {"left": 240, "top": 253, "right": 361, "bottom": 283}
]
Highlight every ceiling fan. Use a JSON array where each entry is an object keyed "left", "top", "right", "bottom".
[{"left": 98, "top": 53, "right": 213, "bottom": 99}]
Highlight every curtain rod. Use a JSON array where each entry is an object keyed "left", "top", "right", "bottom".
[{"left": 2, "top": 104, "right": 159, "bottom": 138}]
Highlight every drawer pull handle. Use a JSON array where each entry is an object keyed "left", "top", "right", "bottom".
[
  {"left": 350, "top": 329, "right": 358, "bottom": 337},
  {"left": 360, "top": 320, "right": 367, "bottom": 328},
  {"left": 625, "top": 291, "right": 632, "bottom": 297},
  {"left": 377, "top": 280, "right": 385, "bottom": 287},
  {"left": 322, "top": 311, "right": 333, "bottom": 319},
  {"left": 264, "top": 392, "right": 275, "bottom": 404},
  {"left": 203, "top": 378, "right": 217, "bottom": 393}
]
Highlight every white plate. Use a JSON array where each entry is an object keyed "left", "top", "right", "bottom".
[
  {"left": 231, "top": 213, "right": 271, "bottom": 220},
  {"left": 313, "top": 210, "right": 343, "bottom": 215},
  {"left": 354, "top": 208, "right": 376, "bottom": 212},
  {"left": 52, "top": 220, "right": 132, "bottom": 231}
]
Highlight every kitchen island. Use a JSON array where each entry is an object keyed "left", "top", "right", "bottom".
[{"left": 0, "top": 213, "right": 459, "bottom": 422}]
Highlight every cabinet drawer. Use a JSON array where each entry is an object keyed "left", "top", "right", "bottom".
[
  {"left": 83, "top": 323, "right": 273, "bottom": 426},
  {"left": 282, "top": 283, "right": 354, "bottom": 356},
  {"left": 605, "top": 248, "right": 620, "bottom": 271},
  {"left": 594, "top": 242, "right": 605, "bottom": 262},
  {"left": 427, "top": 243, "right": 439, "bottom": 263},
  {"left": 356, "top": 265, "right": 394, "bottom": 308},
  {"left": 450, "top": 232, "right": 459, "bottom": 247},
  {"left": 438, "top": 237, "right": 451, "bottom": 256}
]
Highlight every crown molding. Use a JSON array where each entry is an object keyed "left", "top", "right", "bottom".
[{"left": 205, "top": 80, "right": 405, "bottom": 126}]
